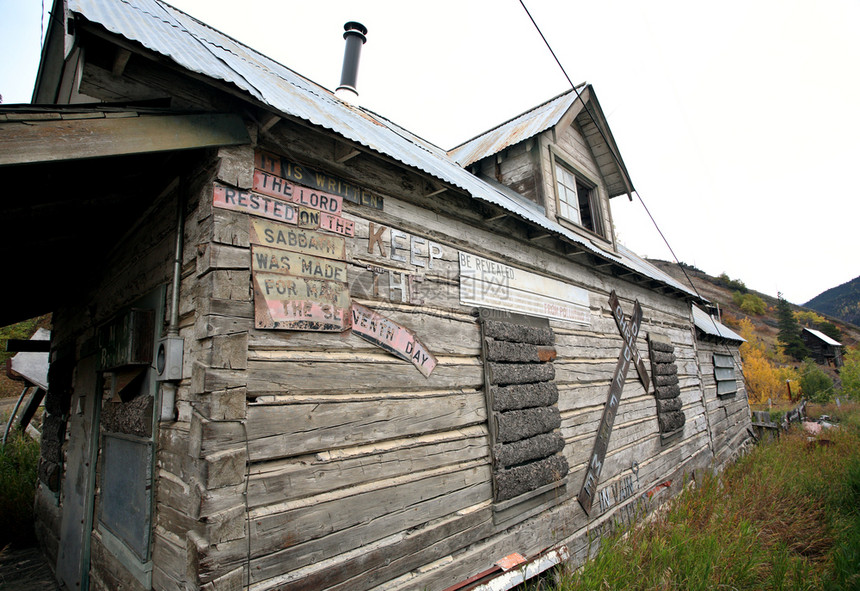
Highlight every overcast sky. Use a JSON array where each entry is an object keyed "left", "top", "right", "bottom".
[{"left": 2, "top": 0, "right": 858, "bottom": 305}]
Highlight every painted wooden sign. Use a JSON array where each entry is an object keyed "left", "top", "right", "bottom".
[
  {"left": 578, "top": 291, "right": 645, "bottom": 515},
  {"left": 254, "top": 272, "right": 350, "bottom": 332},
  {"left": 255, "top": 149, "right": 383, "bottom": 209},
  {"left": 251, "top": 245, "right": 348, "bottom": 282},
  {"left": 253, "top": 170, "right": 343, "bottom": 216},
  {"left": 458, "top": 251, "right": 590, "bottom": 325},
  {"left": 350, "top": 302, "right": 438, "bottom": 377},
  {"left": 609, "top": 292, "right": 650, "bottom": 392},
  {"left": 213, "top": 183, "right": 297, "bottom": 225},
  {"left": 319, "top": 211, "right": 355, "bottom": 237},
  {"left": 249, "top": 219, "right": 345, "bottom": 261}
]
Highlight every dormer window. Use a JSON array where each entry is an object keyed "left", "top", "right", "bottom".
[{"left": 554, "top": 159, "right": 605, "bottom": 237}]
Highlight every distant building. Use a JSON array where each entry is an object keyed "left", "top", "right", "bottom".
[{"left": 801, "top": 327, "right": 843, "bottom": 367}]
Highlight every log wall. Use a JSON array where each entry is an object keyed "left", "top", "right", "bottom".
[
  {"left": 175, "top": 112, "right": 740, "bottom": 590},
  {"left": 694, "top": 335, "right": 753, "bottom": 469},
  {"left": 35, "top": 48, "right": 754, "bottom": 589}
]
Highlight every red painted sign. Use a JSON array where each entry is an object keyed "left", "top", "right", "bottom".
[
  {"left": 213, "top": 183, "right": 296, "bottom": 225},
  {"left": 319, "top": 211, "right": 355, "bottom": 237},
  {"left": 254, "top": 272, "right": 350, "bottom": 332},
  {"left": 255, "top": 149, "right": 383, "bottom": 209},
  {"left": 350, "top": 302, "right": 437, "bottom": 377},
  {"left": 252, "top": 169, "right": 343, "bottom": 216}
]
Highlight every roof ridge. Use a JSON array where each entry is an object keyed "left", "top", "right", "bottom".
[{"left": 446, "top": 84, "right": 585, "bottom": 153}]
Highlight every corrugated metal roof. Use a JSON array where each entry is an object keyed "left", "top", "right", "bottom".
[
  {"left": 67, "top": 0, "right": 693, "bottom": 299},
  {"left": 692, "top": 305, "right": 745, "bottom": 342},
  {"left": 803, "top": 327, "right": 842, "bottom": 347},
  {"left": 447, "top": 90, "right": 581, "bottom": 166}
]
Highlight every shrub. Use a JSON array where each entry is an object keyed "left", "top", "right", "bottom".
[
  {"left": 840, "top": 347, "right": 860, "bottom": 400},
  {"left": 718, "top": 272, "right": 747, "bottom": 293},
  {"left": 739, "top": 293, "right": 766, "bottom": 316},
  {"left": 0, "top": 431, "right": 40, "bottom": 548},
  {"left": 800, "top": 358, "right": 834, "bottom": 403}
]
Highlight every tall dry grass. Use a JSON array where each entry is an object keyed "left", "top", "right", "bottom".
[{"left": 526, "top": 410, "right": 860, "bottom": 591}]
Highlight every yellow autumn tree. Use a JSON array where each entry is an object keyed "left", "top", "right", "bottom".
[{"left": 738, "top": 318, "right": 796, "bottom": 403}]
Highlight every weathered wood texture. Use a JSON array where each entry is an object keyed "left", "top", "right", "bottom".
[
  {"left": 695, "top": 338, "right": 753, "bottom": 469},
  {"left": 28, "top": 92, "right": 747, "bottom": 591}
]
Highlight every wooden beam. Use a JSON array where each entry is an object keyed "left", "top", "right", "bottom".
[
  {"left": 528, "top": 231, "right": 553, "bottom": 242},
  {"left": 112, "top": 48, "right": 132, "bottom": 76},
  {"left": 259, "top": 112, "right": 281, "bottom": 133},
  {"left": 485, "top": 212, "right": 509, "bottom": 223},
  {"left": 426, "top": 186, "right": 447, "bottom": 198},
  {"left": 334, "top": 140, "right": 360, "bottom": 163},
  {"left": 0, "top": 112, "right": 250, "bottom": 165}
]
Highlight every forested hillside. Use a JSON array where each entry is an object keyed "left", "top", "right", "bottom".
[
  {"left": 648, "top": 260, "right": 860, "bottom": 405},
  {"left": 804, "top": 275, "right": 860, "bottom": 327}
]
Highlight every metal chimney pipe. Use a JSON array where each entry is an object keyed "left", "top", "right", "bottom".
[{"left": 336, "top": 21, "right": 367, "bottom": 102}]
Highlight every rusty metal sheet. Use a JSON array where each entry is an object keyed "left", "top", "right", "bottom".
[
  {"left": 251, "top": 245, "right": 347, "bottom": 282},
  {"left": 578, "top": 292, "right": 643, "bottom": 515},
  {"left": 255, "top": 150, "right": 383, "bottom": 210},
  {"left": 351, "top": 302, "right": 437, "bottom": 377},
  {"left": 254, "top": 272, "right": 350, "bottom": 332},
  {"left": 213, "top": 182, "right": 297, "bottom": 225},
  {"left": 249, "top": 218, "right": 345, "bottom": 261}
]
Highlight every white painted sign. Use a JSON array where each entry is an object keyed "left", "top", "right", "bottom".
[{"left": 458, "top": 251, "right": 590, "bottom": 325}]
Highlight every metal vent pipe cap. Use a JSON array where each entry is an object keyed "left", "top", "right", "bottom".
[{"left": 336, "top": 21, "right": 368, "bottom": 100}]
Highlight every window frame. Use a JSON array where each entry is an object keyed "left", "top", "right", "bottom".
[
  {"left": 713, "top": 352, "right": 738, "bottom": 397},
  {"left": 549, "top": 150, "right": 606, "bottom": 238}
]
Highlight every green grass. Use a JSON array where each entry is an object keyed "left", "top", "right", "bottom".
[
  {"left": 525, "top": 408, "right": 860, "bottom": 591},
  {"left": 0, "top": 428, "right": 40, "bottom": 549}
]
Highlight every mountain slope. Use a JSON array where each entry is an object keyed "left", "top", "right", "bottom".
[
  {"left": 804, "top": 275, "right": 860, "bottom": 327},
  {"left": 646, "top": 260, "right": 860, "bottom": 350}
]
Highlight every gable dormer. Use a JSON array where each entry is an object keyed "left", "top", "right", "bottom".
[{"left": 448, "top": 85, "right": 633, "bottom": 252}]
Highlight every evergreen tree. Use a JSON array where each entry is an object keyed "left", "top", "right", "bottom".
[
  {"left": 818, "top": 321, "right": 842, "bottom": 342},
  {"left": 777, "top": 293, "right": 809, "bottom": 361}
]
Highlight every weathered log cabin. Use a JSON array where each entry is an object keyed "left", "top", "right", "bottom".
[
  {"left": 801, "top": 327, "right": 844, "bottom": 367},
  {"left": 0, "top": 0, "right": 754, "bottom": 589}
]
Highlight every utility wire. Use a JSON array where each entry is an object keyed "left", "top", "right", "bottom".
[{"left": 518, "top": 0, "right": 746, "bottom": 375}]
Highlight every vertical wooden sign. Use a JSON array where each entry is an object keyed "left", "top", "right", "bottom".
[{"left": 578, "top": 291, "right": 648, "bottom": 515}]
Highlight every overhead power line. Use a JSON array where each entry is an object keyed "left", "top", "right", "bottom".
[{"left": 518, "top": 0, "right": 745, "bottom": 373}]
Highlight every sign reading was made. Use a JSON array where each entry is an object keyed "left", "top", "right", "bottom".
[{"left": 458, "top": 251, "right": 590, "bottom": 325}]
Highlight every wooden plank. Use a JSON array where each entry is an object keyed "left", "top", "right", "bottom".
[
  {"left": 247, "top": 426, "right": 489, "bottom": 508},
  {"left": 248, "top": 463, "right": 491, "bottom": 571},
  {"left": 264, "top": 505, "right": 493, "bottom": 591},
  {"left": 233, "top": 358, "right": 483, "bottom": 396},
  {"left": 0, "top": 113, "right": 250, "bottom": 165},
  {"left": 248, "top": 307, "right": 480, "bottom": 356},
  {"left": 245, "top": 391, "right": 487, "bottom": 460}
]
